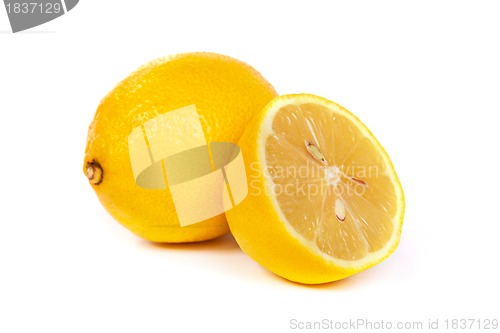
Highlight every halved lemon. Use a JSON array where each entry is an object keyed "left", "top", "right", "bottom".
[{"left": 226, "top": 94, "right": 405, "bottom": 284}]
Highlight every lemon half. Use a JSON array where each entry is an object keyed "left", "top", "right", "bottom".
[{"left": 226, "top": 94, "right": 405, "bottom": 284}]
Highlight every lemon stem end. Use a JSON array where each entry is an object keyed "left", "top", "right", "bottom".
[{"left": 86, "top": 161, "right": 103, "bottom": 185}]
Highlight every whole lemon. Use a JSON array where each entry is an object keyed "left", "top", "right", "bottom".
[{"left": 84, "top": 52, "right": 277, "bottom": 243}]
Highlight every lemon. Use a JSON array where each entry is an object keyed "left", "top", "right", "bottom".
[
  {"left": 226, "top": 94, "right": 405, "bottom": 284},
  {"left": 83, "top": 52, "right": 277, "bottom": 243}
]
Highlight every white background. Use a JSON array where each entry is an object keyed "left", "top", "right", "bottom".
[{"left": 1, "top": 1, "right": 499, "bottom": 332}]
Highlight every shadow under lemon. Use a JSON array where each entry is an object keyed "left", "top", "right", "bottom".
[
  {"left": 139, "top": 231, "right": 374, "bottom": 290},
  {"left": 142, "top": 233, "right": 241, "bottom": 252}
]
